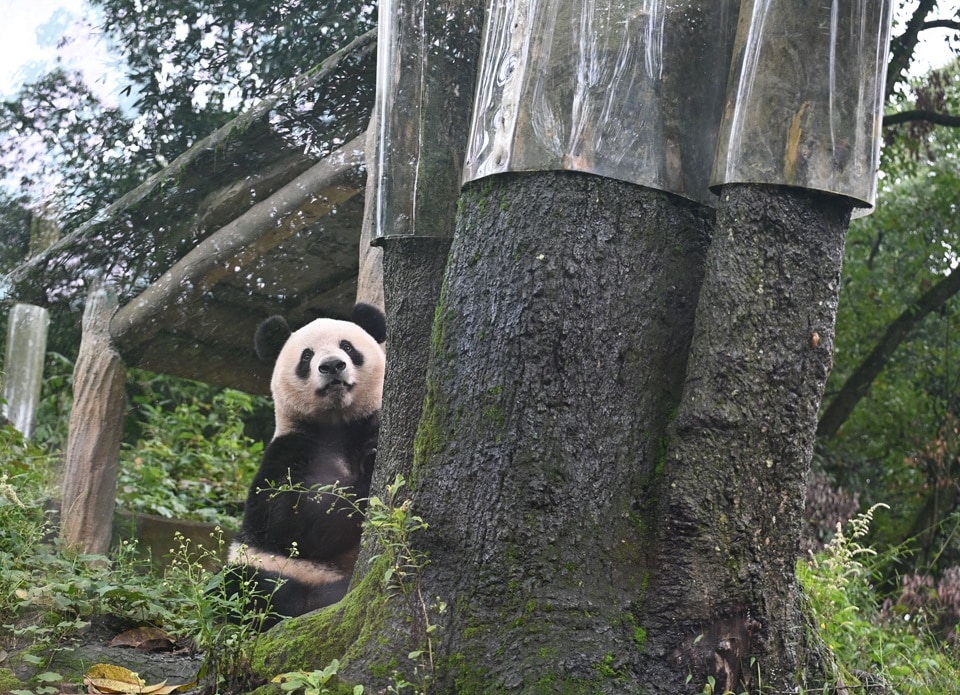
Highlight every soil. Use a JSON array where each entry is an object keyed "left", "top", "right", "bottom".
[{"left": 1, "top": 616, "right": 205, "bottom": 693}]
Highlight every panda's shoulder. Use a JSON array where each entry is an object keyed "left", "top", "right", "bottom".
[
  {"left": 264, "top": 430, "right": 318, "bottom": 455},
  {"left": 256, "top": 432, "right": 320, "bottom": 473}
]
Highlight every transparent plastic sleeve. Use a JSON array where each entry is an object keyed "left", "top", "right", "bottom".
[
  {"left": 459, "top": 0, "right": 892, "bottom": 211},
  {"left": 463, "top": 0, "right": 740, "bottom": 207},
  {"left": 374, "top": 0, "right": 484, "bottom": 239},
  {"left": 711, "top": 0, "right": 893, "bottom": 209}
]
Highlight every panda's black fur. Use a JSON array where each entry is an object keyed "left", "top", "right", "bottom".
[{"left": 224, "top": 303, "right": 386, "bottom": 627}]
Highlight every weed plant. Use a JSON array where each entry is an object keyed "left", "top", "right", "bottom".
[
  {"left": 0, "top": 424, "right": 172, "bottom": 688},
  {"left": 800, "top": 504, "right": 960, "bottom": 693}
]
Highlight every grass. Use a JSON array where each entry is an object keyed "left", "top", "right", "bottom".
[{"left": 799, "top": 505, "right": 960, "bottom": 693}]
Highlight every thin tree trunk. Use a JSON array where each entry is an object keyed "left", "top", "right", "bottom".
[
  {"left": 61, "top": 283, "right": 127, "bottom": 555},
  {"left": 375, "top": 236, "right": 451, "bottom": 482}
]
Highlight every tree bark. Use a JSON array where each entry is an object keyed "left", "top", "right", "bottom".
[
  {"left": 401, "top": 171, "right": 713, "bottom": 692},
  {"left": 60, "top": 283, "right": 127, "bottom": 555},
  {"left": 375, "top": 236, "right": 452, "bottom": 482},
  {"left": 645, "top": 185, "right": 851, "bottom": 692}
]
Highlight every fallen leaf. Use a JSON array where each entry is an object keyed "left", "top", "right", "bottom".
[
  {"left": 84, "top": 663, "right": 188, "bottom": 694},
  {"left": 109, "top": 627, "right": 175, "bottom": 651},
  {"left": 86, "top": 664, "right": 142, "bottom": 684}
]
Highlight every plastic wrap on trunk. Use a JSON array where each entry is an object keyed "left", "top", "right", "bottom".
[
  {"left": 463, "top": 0, "right": 740, "bottom": 206},
  {"left": 374, "top": 0, "right": 484, "bottom": 239},
  {"left": 459, "top": 0, "right": 892, "bottom": 211},
  {"left": 711, "top": 0, "right": 893, "bottom": 210}
]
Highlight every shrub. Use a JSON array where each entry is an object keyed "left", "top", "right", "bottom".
[
  {"left": 800, "top": 505, "right": 960, "bottom": 693},
  {"left": 117, "top": 386, "right": 267, "bottom": 529}
]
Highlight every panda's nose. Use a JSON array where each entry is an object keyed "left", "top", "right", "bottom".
[{"left": 318, "top": 357, "right": 346, "bottom": 375}]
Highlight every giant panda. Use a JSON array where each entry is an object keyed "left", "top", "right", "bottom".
[{"left": 224, "top": 303, "right": 387, "bottom": 627}]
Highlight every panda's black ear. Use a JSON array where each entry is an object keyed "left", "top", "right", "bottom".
[
  {"left": 352, "top": 303, "right": 387, "bottom": 344},
  {"left": 255, "top": 316, "right": 292, "bottom": 363}
]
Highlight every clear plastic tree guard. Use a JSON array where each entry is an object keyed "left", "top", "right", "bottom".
[
  {"left": 465, "top": 0, "right": 740, "bottom": 206},
  {"left": 376, "top": 0, "right": 894, "bottom": 239}
]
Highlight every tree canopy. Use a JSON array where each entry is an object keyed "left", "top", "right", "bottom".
[{"left": 0, "top": 0, "right": 376, "bottom": 312}]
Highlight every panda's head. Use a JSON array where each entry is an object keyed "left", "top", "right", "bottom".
[{"left": 255, "top": 304, "right": 387, "bottom": 433}]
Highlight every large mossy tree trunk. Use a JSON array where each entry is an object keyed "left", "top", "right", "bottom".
[
  {"left": 412, "top": 172, "right": 712, "bottom": 692},
  {"left": 252, "top": 172, "right": 852, "bottom": 693}
]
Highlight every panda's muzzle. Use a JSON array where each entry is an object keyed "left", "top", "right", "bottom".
[{"left": 317, "top": 357, "right": 354, "bottom": 393}]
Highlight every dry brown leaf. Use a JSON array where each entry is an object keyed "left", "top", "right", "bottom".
[{"left": 108, "top": 627, "right": 175, "bottom": 651}]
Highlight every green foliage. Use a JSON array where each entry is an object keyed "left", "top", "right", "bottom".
[
  {"left": 162, "top": 531, "right": 282, "bottom": 692},
  {"left": 883, "top": 60, "right": 960, "bottom": 175},
  {"left": 0, "top": 424, "right": 279, "bottom": 693},
  {"left": 273, "top": 660, "right": 363, "bottom": 695},
  {"left": 117, "top": 383, "right": 266, "bottom": 529},
  {"left": 0, "top": 424, "right": 173, "bottom": 663},
  {"left": 0, "top": 190, "right": 31, "bottom": 273},
  {"left": 820, "top": 59, "right": 960, "bottom": 562},
  {"left": 0, "top": 426, "right": 59, "bottom": 626},
  {"left": 800, "top": 505, "right": 960, "bottom": 694},
  {"left": 30, "top": 352, "right": 75, "bottom": 454},
  {"left": 1, "top": 0, "right": 376, "bottom": 224},
  {"left": 1, "top": 362, "right": 281, "bottom": 692},
  {"left": 23, "top": 351, "right": 270, "bottom": 529}
]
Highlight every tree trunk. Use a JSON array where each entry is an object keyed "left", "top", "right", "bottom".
[
  {"left": 644, "top": 184, "right": 851, "bottom": 692},
  {"left": 250, "top": 173, "right": 853, "bottom": 693},
  {"left": 61, "top": 283, "right": 127, "bottom": 555},
  {"left": 376, "top": 236, "right": 452, "bottom": 480},
  {"left": 408, "top": 171, "right": 714, "bottom": 692}
]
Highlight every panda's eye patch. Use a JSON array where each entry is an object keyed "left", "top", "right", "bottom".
[
  {"left": 340, "top": 340, "right": 365, "bottom": 366},
  {"left": 295, "top": 348, "right": 314, "bottom": 380}
]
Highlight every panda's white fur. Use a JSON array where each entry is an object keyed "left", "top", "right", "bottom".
[
  {"left": 268, "top": 314, "right": 386, "bottom": 433},
  {"left": 224, "top": 303, "right": 386, "bottom": 627}
]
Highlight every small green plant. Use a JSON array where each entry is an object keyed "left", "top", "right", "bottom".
[
  {"left": 273, "top": 659, "right": 363, "bottom": 695},
  {"left": 162, "top": 530, "right": 282, "bottom": 692},
  {"left": 265, "top": 475, "right": 440, "bottom": 693},
  {"left": 366, "top": 476, "right": 430, "bottom": 591},
  {"left": 800, "top": 503, "right": 960, "bottom": 694},
  {"left": 366, "top": 476, "right": 444, "bottom": 693}
]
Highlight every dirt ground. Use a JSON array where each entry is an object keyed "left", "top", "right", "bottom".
[{"left": 2, "top": 615, "right": 205, "bottom": 694}]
